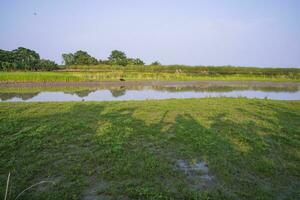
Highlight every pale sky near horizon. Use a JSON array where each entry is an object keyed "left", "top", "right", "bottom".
[{"left": 0, "top": 0, "right": 300, "bottom": 67}]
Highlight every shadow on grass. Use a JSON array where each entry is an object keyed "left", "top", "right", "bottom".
[{"left": 0, "top": 100, "right": 299, "bottom": 199}]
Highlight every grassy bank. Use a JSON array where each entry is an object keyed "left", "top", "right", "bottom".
[
  {"left": 64, "top": 64, "right": 300, "bottom": 76},
  {"left": 0, "top": 71, "right": 299, "bottom": 82},
  {"left": 0, "top": 98, "right": 299, "bottom": 199}
]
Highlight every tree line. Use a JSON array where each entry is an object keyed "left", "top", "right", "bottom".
[
  {"left": 2, "top": 47, "right": 297, "bottom": 77},
  {"left": 62, "top": 50, "right": 147, "bottom": 66},
  {"left": 0, "top": 47, "right": 58, "bottom": 71},
  {"left": 0, "top": 47, "right": 159, "bottom": 71}
]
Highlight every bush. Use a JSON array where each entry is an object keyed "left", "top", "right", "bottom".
[
  {"left": 37, "top": 59, "right": 58, "bottom": 71},
  {"left": 127, "top": 58, "right": 145, "bottom": 65},
  {"left": 151, "top": 61, "right": 161, "bottom": 66}
]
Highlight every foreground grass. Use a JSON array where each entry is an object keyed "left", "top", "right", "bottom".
[
  {"left": 0, "top": 71, "right": 299, "bottom": 82},
  {"left": 0, "top": 98, "right": 299, "bottom": 199}
]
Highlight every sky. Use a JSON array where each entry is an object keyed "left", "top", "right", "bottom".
[{"left": 0, "top": 0, "right": 300, "bottom": 67}]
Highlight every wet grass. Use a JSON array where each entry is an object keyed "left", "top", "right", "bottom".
[
  {"left": 0, "top": 98, "right": 299, "bottom": 199},
  {"left": 0, "top": 71, "right": 299, "bottom": 82}
]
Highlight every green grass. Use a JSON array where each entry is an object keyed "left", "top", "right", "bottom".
[
  {"left": 64, "top": 64, "right": 300, "bottom": 77},
  {"left": 0, "top": 86, "right": 94, "bottom": 94},
  {"left": 0, "top": 98, "right": 299, "bottom": 199},
  {"left": 0, "top": 72, "right": 82, "bottom": 82},
  {"left": 0, "top": 71, "right": 299, "bottom": 82},
  {"left": 1, "top": 65, "right": 300, "bottom": 82}
]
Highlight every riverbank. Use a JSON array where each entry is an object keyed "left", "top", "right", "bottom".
[
  {"left": 0, "top": 71, "right": 299, "bottom": 82},
  {"left": 0, "top": 98, "right": 299, "bottom": 199},
  {"left": 1, "top": 80, "right": 299, "bottom": 88},
  {"left": 0, "top": 81, "right": 299, "bottom": 102}
]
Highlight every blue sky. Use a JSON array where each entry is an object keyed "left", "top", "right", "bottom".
[{"left": 0, "top": 0, "right": 300, "bottom": 67}]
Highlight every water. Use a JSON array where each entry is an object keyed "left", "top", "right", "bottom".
[{"left": 0, "top": 81, "right": 299, "bottom": 102}]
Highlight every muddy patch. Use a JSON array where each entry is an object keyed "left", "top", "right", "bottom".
[
  {"left": 175, "top": 159, "right": 216, "bottom": 190},
  {"left": 83, "top": 180, "right": 111, "bottom": 200},
  {"left": 82, "top": 179, "right": 132, "bottom": 200}
]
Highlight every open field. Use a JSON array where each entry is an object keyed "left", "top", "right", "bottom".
[
  {"left": 0, "top": 71, "right": 299, "bottom": 82},
  {"left": 0, "top": 65, "right": 299, "bottom": 82},
  {"left": 63, "top": 65, "right": 300, "bottom": 76},
  {"left": 0, "top": 98, "right": 299, "bottom": 199}
]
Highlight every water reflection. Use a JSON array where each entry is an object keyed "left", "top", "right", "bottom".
[
  {"left": 0, "top": 92, "right": 39, "bottom": 101},
  {"left": 110, "top": 86, "right": 126, "bottom": 97},
  {"left": 0, "top": 82, "right": 299, "bottom": 102}
]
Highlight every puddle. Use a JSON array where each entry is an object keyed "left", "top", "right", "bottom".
[
  {"left": 83, "top": 180, "right": 111, "bottom": 200},
  {"left": 83, "top": 179, "right": 133, "bottom": 200},
  {"left": 176, "top": 159, "right": 216, "bottom": 190}
]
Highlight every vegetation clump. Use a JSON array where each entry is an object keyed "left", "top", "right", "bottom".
[
  {"left": 62, "top": 49, "right": 145, "bottom": 67},
  {"left": 62, "top": 50, "right": 98, "bottom": 66},
  {"left": 0, "top": 47, "right": 57, "bottom": 71},
  {"left": 151, "top": 61, "right": 161, "bottom": 66},
  {"left": 1, "top": 47, "right": 299, "bottom": 82}
]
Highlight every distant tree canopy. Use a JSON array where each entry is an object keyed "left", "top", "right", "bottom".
[
  {"left": 38, "top": 59, "right": 58, "bottom": 71},
  {"left": 62, "top": 53, "right": 75, "bottom": 66},
  {"left": 0, "top": 47, "right": 57, "bottom": 71},
  {"left": 1, "top": 47, "right": 147, "bottom": 70},
  {"left": 108, "top": 50, "right": 145, "bottom": 66},
  {"left": 108, "top": 50, "right": 128, "bottom": 66},
  {"left": 127, "top": 58, "right": 145, "bottom": 65},
  {"left": 74, "top": 51, "right": 98, "bottom": 65},
  {"left": 151, "top": 61, "right": 161, "bottom": 66},
  {"left": 62, "top": 51, "right": 98, "bottom": 65},
  {"left": 63, "top": 50, "right": 145, "bottom": 66}
]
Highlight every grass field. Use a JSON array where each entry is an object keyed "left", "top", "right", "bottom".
[
  {"left": 0, "top": 98, "right": 299, "bottom": 199},
  {"left": 0, "top": 71, "right": 299, "bottom": 82},
  {"left": 64, "top": 65, "right": 300, "bottom": 76},
  {"left": 1, "top": 64, "right": 300, "bottom": 82}
]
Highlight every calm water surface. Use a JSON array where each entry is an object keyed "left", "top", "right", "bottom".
[{"left": 0, "top": 81, "right": 299, "bottom": 102}]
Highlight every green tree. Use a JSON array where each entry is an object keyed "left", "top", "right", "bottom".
[
  {"left": 98, "top": 59, "right": 111, "bottom": 65},
  {"left": 62, "top": 53, "right": 75, "bottom": 65},
  {"left": 108, "top": 50, "right": 128, "bottom": 66},
  {"left": 88, "top": 57, "right": 98, "bottom": 65},
  {"left": 12, "top": 47, "right": 40, "bottom": 70},
  {"left": 0, "top": 47, "right": 57, "bottom": 71},
  {"left": 38, "top": 59, "right": 58, "bottom": 71},
  {"left": 151, "top": 61, "right": 161, "bottom": 66},
  {"left": 73, "top": 50, "right": 98, "bottom": 65},
  {"left": 0, "top": 61, "right": 15, "bottom": 71},
  {"left": 0, "top": 49, "right": 14, "bottom": 63},
  {"left": 127, "top": 58, "right": 145, "bottom": 65},
  {"left": 133, "top": 58, "right": 144, "bottom": 65},
  {"left": 74, "top": 51, "right": 90, "bottom": 65},
  {"left": 0, "top": 49, "right": 15, "bottom": 70}
]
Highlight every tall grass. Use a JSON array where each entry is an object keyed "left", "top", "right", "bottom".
[
  {"left": 0, "top": 72, "right": 81, "bottom": 82},
  {"left": 0, "top": 70, "right": 299, "bottom": 82},
  {"left": 63, "top": 64, "right": 300, "bottom": 78}
]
